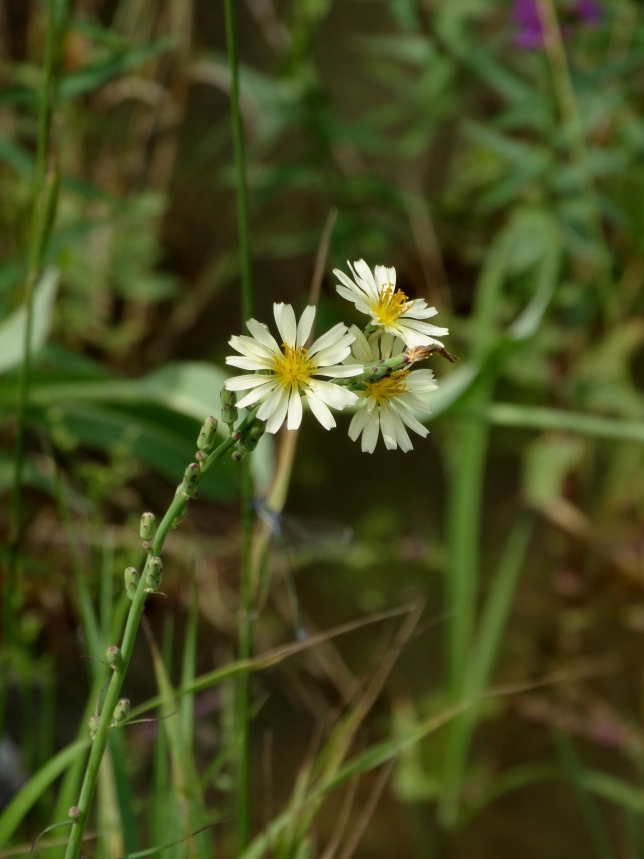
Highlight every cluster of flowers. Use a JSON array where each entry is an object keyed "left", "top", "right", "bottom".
[{"left": 224, "top": 261, "right": 449, "bottom": 453}]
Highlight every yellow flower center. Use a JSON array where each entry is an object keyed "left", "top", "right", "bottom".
[
  {"left": 363, "top": 369, "right": 409, "bottom": 403},
  {"left": 273, "top": 344, "right": 315, "bottom": 388},
  {"left": 371, "top": 285, "right": 411, "bottom": 327}
]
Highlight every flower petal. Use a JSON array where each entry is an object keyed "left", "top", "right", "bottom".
[
  {"left": 226, "top": 355, "right": 272, "bottom": 371},
  {"left": 246, "top": 318, "right": 281, "bottom": 353},
  {"left": 287, "top": 387, "right": 303, "bottom": 430},
  {"left": 229, "top": 334, "right": 275, "bottom": 361},
  {"left": 265, "top": 388, "right": 290, "bottom": 433},
  {"left": 352, "top": 259, "right": 379, "bottom": 300},
  {"left": 313, "top": 344, "right": 354, "bottom": 367},
  {"left": 397, "top": 318, "right": 449, "bottom": 336},
  {"left": 273, "top": 303, "right": 297, "bottom": 348},
  {"left": 334, "top": 268, "right": 367, "bottom": 295},
  {"left": 257, "top": 385, "right": 286, "bottom": 422},
  {"left": 225, "top": 374, "right": 275, "bottom": 391},
  {"left": 296, "top": 305, "right": 316, "bottom": 347},
  {"left": 398, "top": 392, "right": 433, "bottom": 413},
  {"left": 348, "top": 406, "right": 370, "bottom": 441},
  {"left": 336, "top": 285, "right": 364, "bottom": 304},
  {"left": 397, "top": 402, "right": 430, "bottom": 438},
  {"left": 235, "top": 381, "right": 277, "bottom": 409},
  {"left": 379, "top": 402, "right": 398, "bottom": 450},
  {"left": 306, "top": 379, "right": 358, "bottom": 409},
  {"left": 388, "top": 404, "right": 413, "bottom": 452},
  {"left": 305, "top": 389, "right": 336, "bottom": 430},
  {"left": 361, "top": 410, "right": 380, "bottom": 453},
  {"left": 308, "top": 322, "right": 350, "bottom": 358},
  {"left": 348, "top": 325, "right": 372, "bottom": 364}
]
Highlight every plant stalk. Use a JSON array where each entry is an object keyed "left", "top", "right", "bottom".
[
  {"left": 224, "top": 0, "right": 255, "bottom": 849},
  {"left": 62, "top": 436, "right": 238, "bottom": 859},
  {"left": 2, "top": 0, "right": 61, "bottom": 740}
]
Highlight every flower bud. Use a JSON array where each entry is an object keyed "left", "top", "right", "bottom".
[
  {"left": 112, "top": 698, "right": 130, "bottom": 725},
  {"left": 197, "top": 416, "right": 218, "bottom": 452},
  {"left": 145, "top": 556, "right": 163, "bottom": 593},
  {"left": 88, "top": 714, "right": 100, "bottom": 739},
  {"left": 232, "top": 449, "right": 243, "bottom": 462},
  {"left": 220, "top": 389, "right": 238, "bottom": 429},
  {"left": 106, "top": 645, "right": 121, "bottom": 670},
  {"left": 139, "top": 512, "right": 156, "bottom": 544},
  {"left": 68, "top": 807, "right": 81, "bottom": 823},
  {"left": 239, "top": 421, "right": 265, "bottom": 454},
  {"left": 124, "top": 567, "right": 139, "bottom": 600},
  {"left": 181, "top": 462, "right": 200, "bottom": 500}
]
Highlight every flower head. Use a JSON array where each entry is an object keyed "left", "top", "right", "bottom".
[
  {"left": 334, "top": 260, "right": 448, "bottom": 349},
  {"left": 575, "top": 0, "right": 604, "bottom": 25},
  {"left": 346, "top": 327, "right": 438, "bottom": 453},
  {"left": 511, "top": 0, "right": 543, "bottom": 49},
  {"left": 225, "top": 304, "right": 362, "bottom": 433}
]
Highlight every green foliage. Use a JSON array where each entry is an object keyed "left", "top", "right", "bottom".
[{"left": 6, "top": 0, "right": 644, "bottom": 858}]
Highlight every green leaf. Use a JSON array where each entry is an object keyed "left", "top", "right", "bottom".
[
  {"left": 145, "top": 624, "right": 215, "bottom": 859},
  {"left": 59, "top": 37, "right": 176, "bottom": 101},
  {"left": 0, "top": 268, "right": 58, "bottom": 376}
]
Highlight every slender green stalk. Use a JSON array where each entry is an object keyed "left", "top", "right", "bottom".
[
  {"left": 2, "top": 0, "right": 61, "bottom": 741},
  {"left": 62, "top": 435, "right": 238, "bottom": 859},
  {"left": 224, "top": 0, "right": 255, "bottom": 849},
  {"left": 439, "top": 516, "right": 533, "bottom": 827},
  {"left": 224, "top": 0, "right": 253, "bottom": 322},
  {"left": 444, "top": 237, "right": 509, "bottom": 699}
]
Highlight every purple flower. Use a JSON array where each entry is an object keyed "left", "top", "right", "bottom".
[
  {"left": 510, "top": 0, "right": 606, "bottom": 51},
  {"left": 574, "top": 0, "right": 605, "bottom": 25},
  {"left": 511, "top": 0, "right": 543, "bottom": 50}
]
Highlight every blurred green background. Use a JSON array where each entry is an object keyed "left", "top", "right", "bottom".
[{"left": 4, "top": 0, "right": 644, "bottom": 856}]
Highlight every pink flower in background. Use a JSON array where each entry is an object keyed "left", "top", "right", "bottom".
[
  {"left": 511, "top": 0, "right": 543, "bottom": 50},
  {"left": 574, "top": 0, "right": 605, "bottom": 24},
  {"left": 511, "top": 0, "right": 606, "bottom": 50}
]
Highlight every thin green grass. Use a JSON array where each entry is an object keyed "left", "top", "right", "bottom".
[{"left": 223, "top": 0, "right": 255, "bottom": 848}]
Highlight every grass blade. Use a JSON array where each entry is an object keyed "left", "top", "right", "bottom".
[
  {"left": 143, "top": 618, "right": 215, "bottom": 859},
  {"left": 554, "top": 731, "right": 615, "bottom": 859}
]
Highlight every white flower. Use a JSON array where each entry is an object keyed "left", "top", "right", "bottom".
[
  {"left": 346, "top": 327, "right": 438, "bottom": 453},
  {"left": 225, "top": 304, "right": 362, "bottom": 433},
  {"left": 334, "top": 259, "right": 448, "bottom": 349}
]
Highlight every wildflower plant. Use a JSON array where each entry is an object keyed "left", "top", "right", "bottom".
[
  {"left": 57, "top": 260, "right": 448, "bottom": 859},
  {"left": 224, "top": 261, "right": 449, "bottom": 449}
]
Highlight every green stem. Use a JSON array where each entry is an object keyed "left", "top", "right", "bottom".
[
  {"left": 2, "top": 0, "right": 61, "bottom": 740},
  {"left": 224, "top": 0, "right": 255, "bottom": 849},
  {"left": 62, "top": 438, "right": 234, "bottom": 859},
  {"left": 224, "top": 0, "right": 253, "bottom": 322},
  {"left": 237, "top": 460, "right": 253, "bottom": 846}
]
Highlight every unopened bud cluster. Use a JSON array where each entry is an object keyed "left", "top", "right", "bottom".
[
  {"left": 232, "top": 418, "right": 265, "bottom": 460},
  {"left": 144, "top": 556, "right": 163, "bottom": 593},
  {"left": 88, "top": 714, "right": 100, "bottom": 739},
  {"left": 139, "top": 512, "right": 156, "bottom": 548},
  {"left": 220, "top": 389, "right": 238, "bottom": 432},
  {"left": 196, "top": 415, "right": 218, "bottom": 461},
  {"left": 68, "top": 806, "right": 81, "bottom": 823},
  {"left": 106, "top": 645, "right": 121, "bottom": 670},
  {"left": 124, "top": 566, "right": 139, "bottom": 600},
  {"left": 111, "top": 698, "right": 130, "bottom": 726}
]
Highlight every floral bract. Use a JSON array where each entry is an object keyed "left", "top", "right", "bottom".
[
  {"left": 224, "top": 303, "right": 362, "bottom": 433},
  {"left": 334, "top": 259, "right": 448, "bottom": 348},
  {"left": 346, "top": 327, "right": 438, "bottom": 453}
]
